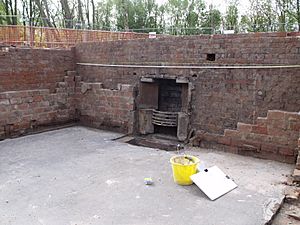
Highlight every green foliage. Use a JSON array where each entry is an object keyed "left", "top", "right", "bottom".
[
  {"left": 96, "top": 0, "right": 114, "bottom": 30},
  {"left": 0, "top": 0, "right": 6, "bottom": 24},
  {"left": 113, "top": 0, "right": 160, "bottom": 32},
  {"left": 164, "top": 0, "right": 206, "bottom": 35},
  {"left": 275, "top": 0, "right": 298, "bottom": 31},
  {"left": 239, "top": 15, "right": 251, "bottom": 32},
  {"left": 201, "top": 5, "right": 221, "bottom": 34},
  {"left": 225, "top": 0, "right": 239, "bottom": 30},
  {"left": 248, "top": 0, "right": 276, "bottom": 32},
  {"left": 1, "top": 0, "right": 299, "bottom": 34}
]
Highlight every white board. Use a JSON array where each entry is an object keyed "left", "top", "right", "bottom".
[{"left": 190, "top": 166, "right": 237, "bottom": 201}]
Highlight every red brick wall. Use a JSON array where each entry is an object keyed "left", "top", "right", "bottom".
[
  {"left": 294, "top": 138, "right": 300, "bottom": 181},
  {"left": 0, "top": 47, "right": 76, "bottom": 139},
  {"left": 190, "top": 67, "right": 300, "bottom": 133},
  {"left": 76, "top": 82, "right": 135, "bottom": 133},
  {"left": 0, "top": 47, "right": 75, "bottom": 92},
  {"left": 1, "top": 33, "right": 300, "bottom": 165},
  {"left": 75, "top": 32, "right": 300, "bottom": 134},
  {"left": 76, "top": 32, "right": 300, "bottom": 65},
  {"left": 194, "top": 110, "right": 300, "bottom": 163},
  {"left": 296, "top": 138, "right": 300, "bottom": 169}
]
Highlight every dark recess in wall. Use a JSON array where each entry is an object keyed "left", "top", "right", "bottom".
[{"left": 206, "top": 53, "right": 216, "bottom": 61}]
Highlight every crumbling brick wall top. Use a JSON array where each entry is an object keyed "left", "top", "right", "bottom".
[
  {"left": 76, "top": 31, "right": 300, "bottom": 65},
  {"left": 195, "top": 110, "right": 300, "bottom": 164}
]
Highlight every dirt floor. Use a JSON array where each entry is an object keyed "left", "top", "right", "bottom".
[{"left": 0, "top": 126, "right": 295, "bottom": 225}]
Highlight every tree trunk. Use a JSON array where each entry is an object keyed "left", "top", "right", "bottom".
[
  {"left": 43, "top": 0, "right": 56, "bottom": 27},
  {"left": 34, "top": 0, "right": 53, "bottom": 27},
  {"left": 297, "top": 0, "right": 300, "bottom": 31},
  {"left": 85, "top": 0, "right": 90, "bottom": 28},
  {"left": 122, "top": 0, "right": 129, "bottom": 31},
  {"left": 4, "top": 0, "right": 12, "bottom": 24},
  {"left": 60, "top": 0, "right": 73, "bottom": 28},
  {"left": 13, "top": 0, "right": 17, "bottom": 24},
  {"left": 9, "top": 0, "right": 14, "bottom": 24},
  {"left": 91, "top": 0, "right": 95, "bottom": 29},
  {"left": 77, "top": 0, "right": 84, "bottom": 25},
  {"left": 29, "top": 0, "right": 33, "bottom": 26},
  {"left": 22, "top": 0, "right": 26, "bottom": 26}
]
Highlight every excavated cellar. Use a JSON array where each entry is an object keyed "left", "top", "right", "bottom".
[
  {"left": 1, "top": 31, "right": 300, "bottom": 225},
  {"left": 2, "top": 32, "right": 300, "bottom": 164}
]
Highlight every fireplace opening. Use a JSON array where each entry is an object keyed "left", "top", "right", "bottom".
[
  {"left": 157, "top": 79, "right": 182, "bottom": 112},
  {"left": 154, "top": 125, "right": 177, "bottom": 136},
  {"left": 152, "top": 79, "right": 182, "bottom": 136},
  {"left": 138, "top": 77, "right": 189, "bottom": 141}
]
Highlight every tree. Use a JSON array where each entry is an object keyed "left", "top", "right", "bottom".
[
  {"left": 85, "top": 0, "right": 91, "bottom": 28},
  {"left": 1, "top": 0, "right": 18, "bottom": 25},
  {"left": 0, "top": 0, "right": 7, "bottom": 24},
  {"left": 201, "top": 4, "right": 221, "bottom": 34},
  {"left": 165, "top": 0, "right": 189, "bottom": 34},
  {"left": 248, "top": 0, "right": 276, "bottom": 32},
  {"left": 164, "top": 0, "right": 206, "bottom": 35},
  {"left": 275, "top": 0, "right": 297, "bottom": 31},
  {"left": 156, "top": 4, "right": 166, "bottom": 33},
  {"left": 77, "top": 0, "right": 84, "bottom": 25},
  {"left": 95, "top": 0, "right": 113, "bottom": 30},
  {"left": 297, "top": 0, "right": 300, "bottom": 31},
  {"left": 239, "top": 14, "right": 251, "bottom": 32},
  {"left": 60, "top": 0, "right": 74, "bottom": 28},
  {"left": 132, "top": 0, "right": 147, "bottom": 30},
  {"left": 33, "top": 0, "right": 55, "bottom": 27},
  {"left": 91, "top": 0, "right": 95, "bottom": 28},
  {"left": 144, "top": 0, "right": 159, "bottom": 31},
  {"left": 115, "top": 0, "right": 132, "bottom": 31},
  {"left": 225, "top": 0, "right": 239, "bottom": 31}
]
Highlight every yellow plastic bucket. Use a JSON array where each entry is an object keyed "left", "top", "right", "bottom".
[{"left": 170, "top": 155, "right": 200, "bottom": 185}]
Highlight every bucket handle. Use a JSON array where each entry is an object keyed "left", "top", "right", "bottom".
[{"left": 176, "top": 144, "right": 185, "bottom": 155}]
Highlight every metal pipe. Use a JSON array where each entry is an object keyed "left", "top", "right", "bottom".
[{"left": 77, "top": 63, "right": 300, "bottom": 69}]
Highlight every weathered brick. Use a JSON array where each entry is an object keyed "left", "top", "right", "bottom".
[
  {"left": 287, "top": 119, "right": 300, "bottom": 131},
  {"left": 237, "top": 123, "right": 252, "bottom": 132},
  {"left": 0, "top": 99, "right": 10, "bottom": 105},
  {"left": 216, "top": 135, "right": 231, "bottom": 145},
  {"left": 267, "top": 110, "right": 285, "bottom": 120},
  {"left": 224, "top": 129, "right": 240, "bottom": 137},
  {"left": 292, "top": 169, "right": 300, "bottom": 182},
  {"left": 267, "top": 127, "right": 287, "bottom": 137},
  {"left": 278, "top": 147, "right": 296, "bottom": 156},
  {"left": 256, "top": 117, "right": 267, "bottom": 126},
  {"left": 0, "top": 48, "right": 76, "bottom": 139},
  {"left": 261, "top": 144, "right": 278, "bottom": 154},
  {"left": 1, "top": 36, "right": 300, "bottom": 165},
  {"left": 296, "top": 155, "right": 300, "bottom": 170},
  {"left": 252, "top": 125, "right": 268, "bottom": 135}
]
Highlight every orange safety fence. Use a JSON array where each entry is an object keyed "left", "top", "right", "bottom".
[{"left": 0, "top": 25, "right": 149, "bottom": 48}]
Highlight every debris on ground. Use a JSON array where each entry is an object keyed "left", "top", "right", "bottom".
[
  {"left": 272, "top": 187, "right": 300, "bottom": 225},
  {"left": 144, "top": 178, "right": 153, "bottom": 185}
]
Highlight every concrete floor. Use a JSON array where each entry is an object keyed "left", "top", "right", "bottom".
[{"left": 0, "top": 126, "right": 293, "bottom": 225}]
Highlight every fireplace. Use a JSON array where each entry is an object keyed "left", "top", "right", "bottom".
[{"left": 138, "top": 77, "right": 190, "bottom": 141}]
